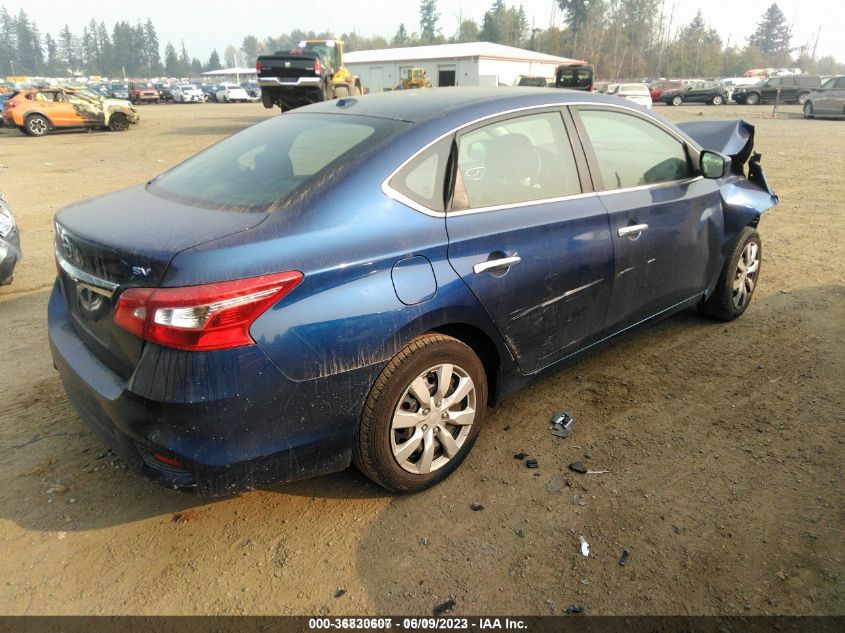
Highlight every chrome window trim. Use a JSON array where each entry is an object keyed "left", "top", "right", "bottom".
[
  {"left": 597, "top": 175, "right": 704, "bottom": 196},
  {"left": 380, "top": 100, "right": 700, "bottom": 217},
  {"left": 55, "top": 249, "right": 118, "bottom": 298}
]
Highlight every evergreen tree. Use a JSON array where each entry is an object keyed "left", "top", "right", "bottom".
[
  {"left": 179, "top": 39, "right": 190, "bottom": 74},
  {"left": 392, "top": 23, "right": 409, "bottom": 46},
  {"left": 748, "top": 3, "right": 791, "bottom": 63},
  {"left": 145, "top": 19, "right": 161, "bottom": 74},
  {"left": 44, "top": 33, "right": 63, "bottom": 75},
  {"left": 0, "top": 7, "right": 14, "bottom": 75},
  {"left": 58, "top": 24, "right": 78, "bottom": 73},
  {"left": 480, "top": 1, "right": 506, "bottom": 43},
  {"left": 163, "top": 42, "right": 178, "bottom": 76},
  {"left": 419, "top": 0, "right": 439, "bottom": 44},
  {"left": 207, "top": 49, "right": 222, "bottom": 71}
]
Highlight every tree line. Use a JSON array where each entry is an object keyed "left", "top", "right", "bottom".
[{"left": 1, "top": 1, "right": 842, "bottom": 80}]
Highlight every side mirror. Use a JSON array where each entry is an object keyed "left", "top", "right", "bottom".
[{"left": 700, "top": 150, "right": 730, "bottom": 179}]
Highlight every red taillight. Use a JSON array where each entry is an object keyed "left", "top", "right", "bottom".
[
  {"left": 6, "top": 99, "right": 20, "bottom": 109},
  {"left": 114, "top": 271, "right": 303, "bottom": 352},
  {"left": 314, "top": 59, "right": 322, "bottom": 75},
  {"left": 256, "top": 60, "right": 262, "bottom": 73}
]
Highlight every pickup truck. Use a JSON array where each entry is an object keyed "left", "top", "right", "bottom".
[{"left": 257, "top": 39, "right": 362, "bottom": 111}]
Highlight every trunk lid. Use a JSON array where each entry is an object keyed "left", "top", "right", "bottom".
[{"left": 54, "top": 185, "right": 267, "bottom": 378}]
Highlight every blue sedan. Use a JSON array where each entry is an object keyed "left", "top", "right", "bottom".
[{"left": 48, "top": 88, "right": 777, "bottom": 494}]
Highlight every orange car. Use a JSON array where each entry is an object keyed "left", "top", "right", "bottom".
[{"left": 2, "top": 87, "right": 139, "bottom": 137}]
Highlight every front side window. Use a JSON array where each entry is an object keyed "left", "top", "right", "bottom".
[
  {"left": 578, "top": 109, "right": 692, "bottom": 190},
  {"left": 454, "top": 111, "right": 581, "bottom": 210}
]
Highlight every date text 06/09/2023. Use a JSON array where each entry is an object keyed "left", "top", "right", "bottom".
[{"left": 307, "top": 617, "right": 528, "bottom": 630}]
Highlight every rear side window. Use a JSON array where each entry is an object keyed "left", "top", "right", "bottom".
[
  {"left": 388, "top": 137, "right": 452, "bottom": 212},
  {"left": 454, "top": 111, "right": 581, "bottom": 210},
  {"left": 578, "top": 109, "right": 692, "bottom": 189},
  {"left": 150, "top": 114, "right": 406, "bottom": 212}
]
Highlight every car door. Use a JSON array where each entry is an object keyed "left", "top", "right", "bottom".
[
  {"left": 571, "top": 105, "right": 724, "bottom": 332},
  {"left": 445, "top": 109, "right": 615, "bottom": 374},
  {"left": 688, "top": 82, "right": 708, "bottom": 103}
]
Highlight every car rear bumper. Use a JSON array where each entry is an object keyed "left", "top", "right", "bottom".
[{"left": 47, "top": 280, "right": 366, "bottom": 496}]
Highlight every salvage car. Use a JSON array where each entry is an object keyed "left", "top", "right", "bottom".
[
  {"left": 663, "top": 80, "right": 729, "bottom": 105},
  {"left": 609, "top": 82, "right": 652, "bottom": 109},
  {"left": 0, "top": 193, "right": 21, "bottom": 285},
  {"left": 803, "top": 75, "right": 845, "bottom": 119},
  {"left": 215, "top": 83, "right": 250, "bottom": 103},
  {"left": 3, "top": 87, "right": 139, "bottom": 136},
  {"left": 172, "top": 84, "right": 206, "bottom": 103},
  {"left": 128, "top": 81, "right": 160, "bottom": 104},
  {"left": 48, "top": 88, "right": 777, "bottom": 495}
]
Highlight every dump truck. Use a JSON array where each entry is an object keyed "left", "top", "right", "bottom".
[{"left": 257, "top": 39, "right": 363, "bottom": 111}]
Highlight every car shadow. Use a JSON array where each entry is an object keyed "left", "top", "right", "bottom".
[{"left": 1, "top": 285, "right": 840, "bottom": 535}]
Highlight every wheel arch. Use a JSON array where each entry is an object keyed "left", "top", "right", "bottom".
[{"left": 428, "top": 322, "right": 502, "bottom": 406}]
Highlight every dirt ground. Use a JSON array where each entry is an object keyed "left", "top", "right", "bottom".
[{"left": 0, "top": 101, "right": 842, "bottom": 616}]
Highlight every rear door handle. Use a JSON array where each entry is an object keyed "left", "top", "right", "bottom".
[
  {"left": 473, "top": 256, "right": 521, "bottom": 274},
  {"left": 618, "top": 223, "right": 649, "bottom": 238}
]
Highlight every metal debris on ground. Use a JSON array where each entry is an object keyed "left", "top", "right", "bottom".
[
  {"left": 586, "top": 469, "right": 609, "bottom": 474},
  {"left": 514, "top": 452, "right": 528, "bottom": 460},
  {"left": 565, "top": 604, "right": 584, "bottom": 614},
  {"left": 470, "top": 502, "right": 484, "bottom": 511},
  {"left": 579, "top": 536, "right": 590, "bottom": 556},
  {"left": 433, "top": 599, "right": 456, "bottom": 615},
  {"left": 334, "top": 588, "right": 346, "bottom": 598},
  {"left": 568, "top": 461, "right": 588, "bottom": 474},
  {"left": 619, "top": 548, "right": 631, "bottom": 566},
  {"left": 547, "top": 472, "right": 569, "bottom": 493},
  {"left": 550, "top": 412, "right": 576, "bottom": 438},
  {"left": 526, "top": 458, "right": 539, "bottom": 469}
]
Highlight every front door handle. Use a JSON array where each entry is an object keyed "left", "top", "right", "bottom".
[
  {"left": 618, "top": 223, "right": 649, "bottom": 238},
  {"left": 473, "top": 256, "right": 521, "bottom": 275}
]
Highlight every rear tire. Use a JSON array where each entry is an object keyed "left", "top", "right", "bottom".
[
  {"left": 24, "top": 114, "right": 49, "bottom": 137},
  {"left": 671, "top": 95, "right": 683, "bottom": 106},
  {"left": 352, "top": 334, "right": 488, "bottom": 493},
  {"left": 700, "top": 227, "right": 761, "bottom": 321},
  {"left": 796, "top": 92, "right": 809, "bottom": 105},
  {"left": 711, "top": 94, "right": 724, "bottom": 105}
]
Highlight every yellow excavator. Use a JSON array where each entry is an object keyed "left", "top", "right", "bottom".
[{"left": 398, "top": 67, "right": 433, "bottom": 89}]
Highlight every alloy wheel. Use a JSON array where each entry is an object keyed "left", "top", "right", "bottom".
[
  {"left": 732, "top": 241, "right": 760, "bottom": 310},
  {"left": 28, "top": 117, "right": 47, "bottom": 135},
  {"left": 390, "top": 363, "right": 476, "bottom": 475}
]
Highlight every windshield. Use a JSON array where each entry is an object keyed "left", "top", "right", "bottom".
[
  {"left": 149, "top": 113, "right": 407, "bottom": 212},
  {"left": 304, "top": 42, "right": 339, "bottom": 68}
]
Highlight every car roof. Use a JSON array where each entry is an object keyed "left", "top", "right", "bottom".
[{"left": 296, "top": 86, "right": 636, "bottom": 125}]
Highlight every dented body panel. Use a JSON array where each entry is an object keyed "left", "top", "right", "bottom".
[{"left": 48, "top": 89, "right": 777, "bottom": 495}]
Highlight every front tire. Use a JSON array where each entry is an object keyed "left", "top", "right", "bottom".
[
  {"left": 24, "top": 114, "right": 49, "bottom": 136},
  {"left": 108, "top": 113, "right": 129, "bottom": 132},
  {"left": 804, "top": 102, "right": 814, "bottom": 119},
  {"left": 700, "top": 227, "right": 762, "bottom": 321},
  {"left": 745, "top": 93, "right": 760, "bottom": 105},
  {"left": 352, "top": 334, "right": 488, "bottom": 493}
]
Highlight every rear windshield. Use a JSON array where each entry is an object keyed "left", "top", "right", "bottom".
[
  {"left": 149, "top": 113, "right": 407, "bottom": 212},
  {"left": 556, "top": 67, "right": 593, "bottom": 90}
]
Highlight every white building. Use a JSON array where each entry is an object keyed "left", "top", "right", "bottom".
[{"left": 344, "top": 42, "right": 583, "bottom": 92}]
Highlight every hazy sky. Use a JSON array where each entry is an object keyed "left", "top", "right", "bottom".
[{"left": 6, "top": 0, "right": 844, "bottom": 62}]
